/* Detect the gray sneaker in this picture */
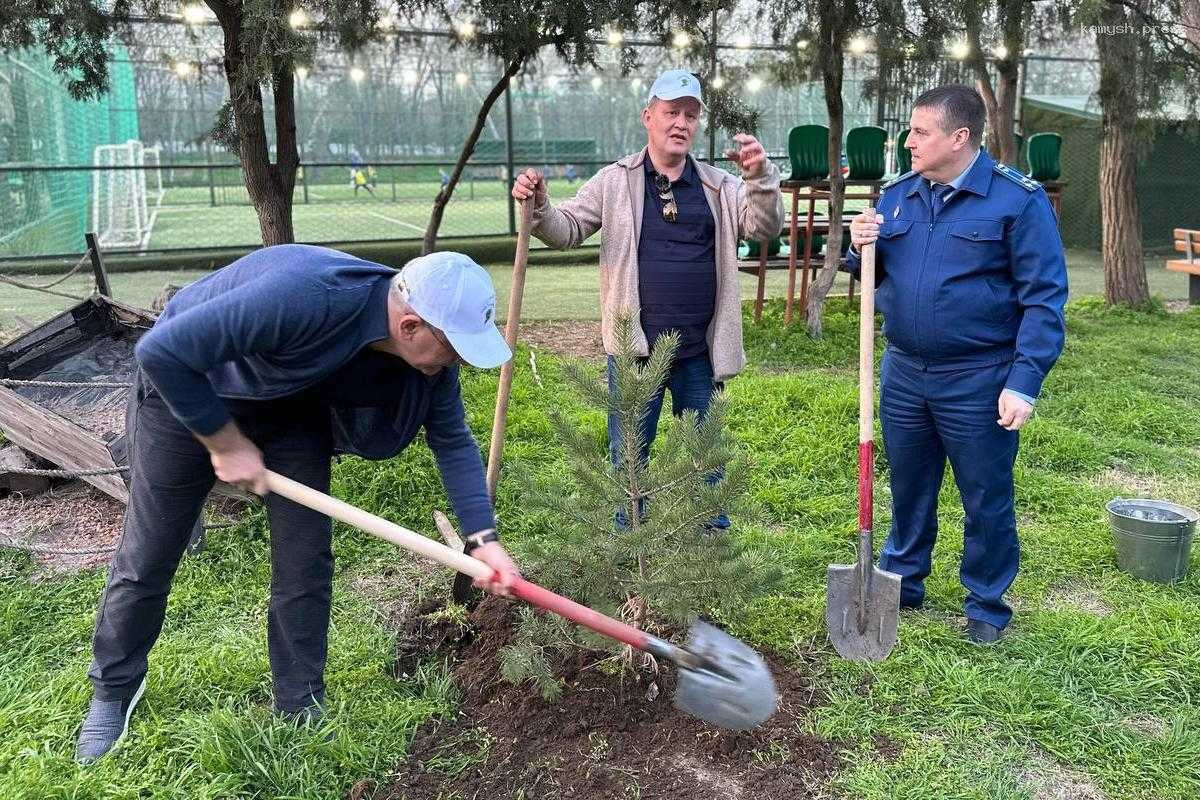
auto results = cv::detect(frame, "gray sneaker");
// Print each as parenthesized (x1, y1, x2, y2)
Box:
(75, 677, 146, 764)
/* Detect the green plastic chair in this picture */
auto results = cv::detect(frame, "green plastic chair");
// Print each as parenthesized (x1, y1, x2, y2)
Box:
(846, 126, 887, 180)
(745, 237, 785, 259)
(1027, 132, 1062, 182)
(894, 128, 912, 174)
(784, 125, 830, 183)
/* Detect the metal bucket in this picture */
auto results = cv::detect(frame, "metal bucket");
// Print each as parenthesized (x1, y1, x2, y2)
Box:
(1106, 498, 1198, 584)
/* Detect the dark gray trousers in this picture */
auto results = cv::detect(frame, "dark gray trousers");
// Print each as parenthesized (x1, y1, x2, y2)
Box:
(87, 373, 334, 712)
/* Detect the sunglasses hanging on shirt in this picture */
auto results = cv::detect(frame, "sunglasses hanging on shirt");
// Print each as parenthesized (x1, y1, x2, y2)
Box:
(653, 172, 679, 223)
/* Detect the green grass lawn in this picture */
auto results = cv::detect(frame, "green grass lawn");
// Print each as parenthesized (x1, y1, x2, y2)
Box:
(2, 295, 1198, 798)
(1, 247, 1191, 336)
(144, 178, 589, 251)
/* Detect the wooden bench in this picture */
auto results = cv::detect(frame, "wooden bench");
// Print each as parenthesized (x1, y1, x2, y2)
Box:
(1166, 228, 1200, 305)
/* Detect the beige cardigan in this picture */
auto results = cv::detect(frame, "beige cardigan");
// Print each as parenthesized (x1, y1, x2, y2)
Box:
(530, 147, 783, 381)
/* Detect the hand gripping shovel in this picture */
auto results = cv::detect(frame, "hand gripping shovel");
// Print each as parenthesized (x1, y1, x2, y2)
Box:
(825, 238, 902, 662)
(264, 470, 779, 730)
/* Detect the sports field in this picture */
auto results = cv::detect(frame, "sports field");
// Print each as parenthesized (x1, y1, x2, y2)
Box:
(143, 177, 589, 251)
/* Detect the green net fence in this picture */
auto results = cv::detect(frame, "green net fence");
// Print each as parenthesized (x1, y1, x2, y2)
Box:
(1021, 95, 1200, 252)
(8, 21, 1193, 263)
(0, 46, 140, 259)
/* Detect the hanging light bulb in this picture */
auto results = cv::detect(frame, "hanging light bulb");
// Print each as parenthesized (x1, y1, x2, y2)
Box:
(993, 44, 1009, 59)
(951, 41, 970, 60)
(455, 19, 476, 39)
(607, 29, 624, 46)
(181, 4, 206, 25)
(295, 65, 309, 80)
(672, 31, 691, 49)
(455, 72, 469, 87)
(849, 37, 869, 55)
(591, 76, 603, 89)
(746, 75, 764, 93)
(350, 66, 365, 83)
(735, 36, 751, 49)
(797, 39, 810, 51)
(711, 74, 725, 89)
(288, 8, 309, 29)
(173, 60, 195, 78)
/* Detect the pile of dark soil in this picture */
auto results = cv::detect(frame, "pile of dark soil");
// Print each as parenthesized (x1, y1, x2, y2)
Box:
(378, 597, 851, 800)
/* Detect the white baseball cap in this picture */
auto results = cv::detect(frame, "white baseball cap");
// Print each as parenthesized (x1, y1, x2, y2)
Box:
(646, 69, 706, 109)
(395, 252, 511, 369)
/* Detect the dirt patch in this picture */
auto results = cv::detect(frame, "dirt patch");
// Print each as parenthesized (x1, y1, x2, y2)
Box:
(1125, 713, 1169, 738)
(519, 320, 604, 361)
(1098, 467, 1167, 500)
(347, 549, 450, 636)
(1044, 582, 1112, 618)
(0, 482, 125, 573)
(378, 597, 845, 800)
(1018, 746, 1106, 800)
(0, 480, 246, 575)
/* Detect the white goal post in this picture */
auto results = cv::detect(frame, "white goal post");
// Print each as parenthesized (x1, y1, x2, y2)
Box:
(91, 140, 151, 249)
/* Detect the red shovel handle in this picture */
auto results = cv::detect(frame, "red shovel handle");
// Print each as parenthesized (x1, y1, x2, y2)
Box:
(511, 578, 649, 651)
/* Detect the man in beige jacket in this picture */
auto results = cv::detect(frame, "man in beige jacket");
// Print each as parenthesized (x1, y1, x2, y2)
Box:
(512, 69, 783, 528)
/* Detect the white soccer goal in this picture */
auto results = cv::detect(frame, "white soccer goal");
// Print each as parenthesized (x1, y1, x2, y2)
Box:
(92, 140, 150, 249)
(142, 145, 165, 204)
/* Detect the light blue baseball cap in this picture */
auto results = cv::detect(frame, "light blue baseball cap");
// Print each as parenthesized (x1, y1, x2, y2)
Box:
(646, 68, 706, 109)
(395, 252, 511, 369)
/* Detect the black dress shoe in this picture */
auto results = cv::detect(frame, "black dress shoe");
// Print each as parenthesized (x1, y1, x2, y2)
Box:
(965, 619, 1003, 645)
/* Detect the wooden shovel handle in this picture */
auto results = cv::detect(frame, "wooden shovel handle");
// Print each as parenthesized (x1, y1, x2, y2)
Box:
(263, 469, 652, 652)
(264, 470, 492, 581)
(858, 235, 876, 533)
(486, 198, 535, 498)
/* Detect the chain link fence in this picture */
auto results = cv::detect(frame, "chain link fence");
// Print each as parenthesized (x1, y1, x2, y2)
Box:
(13, 21, 1185, 265)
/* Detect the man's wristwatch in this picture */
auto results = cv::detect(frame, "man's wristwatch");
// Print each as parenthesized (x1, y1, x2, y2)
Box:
(463, 528, 499, 554)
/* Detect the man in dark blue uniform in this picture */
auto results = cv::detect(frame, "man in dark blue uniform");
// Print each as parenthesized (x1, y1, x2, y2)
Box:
(848, 85, 1067, 644)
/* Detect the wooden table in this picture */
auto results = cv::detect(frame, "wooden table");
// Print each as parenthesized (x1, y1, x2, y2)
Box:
(779, 178, 884, 324)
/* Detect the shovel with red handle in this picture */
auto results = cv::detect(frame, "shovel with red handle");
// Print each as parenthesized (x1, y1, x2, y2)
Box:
(264, 469, 779, 730)
(825, 237, 902, 662)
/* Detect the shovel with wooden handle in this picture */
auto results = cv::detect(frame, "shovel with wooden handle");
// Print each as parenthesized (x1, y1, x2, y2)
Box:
(825, 237, 902, 662)
(448, 198, 534, 604)
(486, 196, 534, 498)
(264, 469, 779, 730)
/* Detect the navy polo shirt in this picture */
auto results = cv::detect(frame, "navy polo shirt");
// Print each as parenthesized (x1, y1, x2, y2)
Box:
(638, 157, 716, 360)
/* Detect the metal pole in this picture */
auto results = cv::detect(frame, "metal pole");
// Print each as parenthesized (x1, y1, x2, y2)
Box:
(505, 69, 517, 237)
(708, 8, 717, 164)
(874, 53, 886, 129)
(84, 232, 112, 297)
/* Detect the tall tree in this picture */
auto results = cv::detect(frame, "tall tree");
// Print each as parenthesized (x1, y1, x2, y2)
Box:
(768, 0, 872, 337)
(2, 0, 382, 247)
(961, 0, 1031, 165)
(420, 0, 641, 254)
(1064, 0, 1200, 306)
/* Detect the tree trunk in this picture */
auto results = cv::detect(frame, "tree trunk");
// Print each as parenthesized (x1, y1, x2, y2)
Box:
(804, 22, 846, 338)
(1096, 0, 1149, 307)
(966, 2, 1023, 165)
(1183, 0, 1200, 52)
(422, 57, 525, 255)
(209, 0, 299, 246)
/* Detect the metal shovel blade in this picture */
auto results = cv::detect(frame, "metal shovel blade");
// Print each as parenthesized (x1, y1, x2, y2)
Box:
(825, 562, 902, 662)
(673, 621, 779, 730)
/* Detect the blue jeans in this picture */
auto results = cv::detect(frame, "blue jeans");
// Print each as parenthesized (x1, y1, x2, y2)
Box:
(607, 352, 730, 529)
(878, 350, 1020, 629)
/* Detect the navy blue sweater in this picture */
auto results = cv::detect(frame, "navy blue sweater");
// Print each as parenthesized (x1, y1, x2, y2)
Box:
(135, 244, 495, 533)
